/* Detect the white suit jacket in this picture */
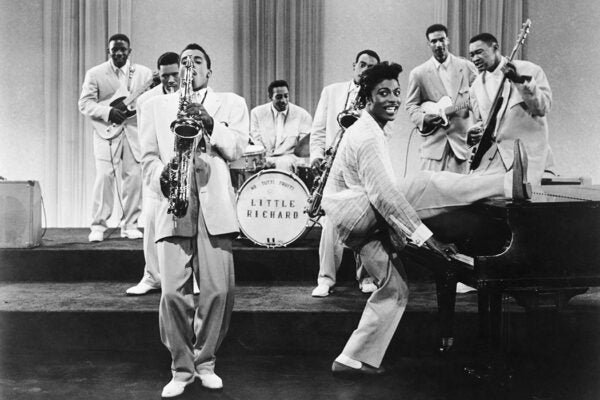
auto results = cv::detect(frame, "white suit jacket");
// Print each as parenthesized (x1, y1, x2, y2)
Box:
(405, 54, 477, 161)
(139, 87, 249, 240)
(470, 58, 552, 183)
(310, 81, 356, 163)
(250, 102, 312, 156)
(79, 60, 153, 161)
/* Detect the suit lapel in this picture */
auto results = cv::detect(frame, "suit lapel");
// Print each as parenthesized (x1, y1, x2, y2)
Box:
(203, 87, 221, 118)
(426, 60, 447, 99)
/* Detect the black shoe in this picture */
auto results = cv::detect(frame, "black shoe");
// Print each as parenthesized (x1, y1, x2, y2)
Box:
(331, 360, 386, 379)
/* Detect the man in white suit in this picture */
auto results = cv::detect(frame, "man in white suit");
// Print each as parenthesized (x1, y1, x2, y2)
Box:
(79, 33, 153, 242)
(405, 24, 477, 173)
(310, 50, 380, 297)
(324, 61, 530, 377)
(467, 32, 552, 185)
(139, 43, 248, 397)
(250, 80, 312, 172)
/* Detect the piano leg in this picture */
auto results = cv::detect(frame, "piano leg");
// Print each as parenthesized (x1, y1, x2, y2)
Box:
(435, 269, 457, 353)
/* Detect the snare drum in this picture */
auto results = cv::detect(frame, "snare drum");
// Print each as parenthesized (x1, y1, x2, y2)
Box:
(230, 144, 266, 190)
(236, 169, 309, 247)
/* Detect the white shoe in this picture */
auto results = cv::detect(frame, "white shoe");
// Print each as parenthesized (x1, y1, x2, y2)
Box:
(456, 283, 477, 293)
(359, 278, 377, 294)
(125, 282, 160, 296)
(121, 228, 143, 239)
(195, 372, 223, 390)
(161, 378, 192, 398)
(88, 231, 104, 242)
(311, 284, 331, 297)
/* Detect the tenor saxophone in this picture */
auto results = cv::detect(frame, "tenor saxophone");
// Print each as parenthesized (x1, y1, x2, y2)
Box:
(167, 58, 204, 218)
(304, 94, 361, 219)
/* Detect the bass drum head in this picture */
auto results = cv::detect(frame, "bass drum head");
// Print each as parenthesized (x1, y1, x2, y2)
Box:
(236, 169, 309, 247)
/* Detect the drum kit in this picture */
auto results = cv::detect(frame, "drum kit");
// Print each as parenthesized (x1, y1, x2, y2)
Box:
(230, 139, 317, 248)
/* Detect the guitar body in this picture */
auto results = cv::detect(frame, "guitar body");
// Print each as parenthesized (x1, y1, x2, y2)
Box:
(90, 75, 159, 141)
(419, 96, 468, 135)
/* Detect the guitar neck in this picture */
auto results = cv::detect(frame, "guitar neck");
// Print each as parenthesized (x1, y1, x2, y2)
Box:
(123, 79, 156, 106)
(445, 97, 470, 116)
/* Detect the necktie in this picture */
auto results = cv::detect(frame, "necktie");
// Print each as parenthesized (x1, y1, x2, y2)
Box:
(275, 112, 285, 149)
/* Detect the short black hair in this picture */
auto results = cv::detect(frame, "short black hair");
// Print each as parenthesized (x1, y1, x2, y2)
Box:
(108, 33, 130, 46)
(180, 43, 212, 69)
(156, 52, 179, 69)
(357, 61, 403, 107)
(469, 32, 499, 47)
(268, 80, 289, 97)
(425, 24, 448, 39)
(355, 49, 380, 64)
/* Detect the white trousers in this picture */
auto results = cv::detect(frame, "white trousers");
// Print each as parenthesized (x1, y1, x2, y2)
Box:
(157, 209, 235, 383)
(90, 134, 142, 231)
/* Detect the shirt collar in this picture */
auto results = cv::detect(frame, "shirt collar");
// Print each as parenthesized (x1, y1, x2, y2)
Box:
(109, 59, 130, 76)
(485, 56, 507, 79)
(432, 53, 452, 70)
(271, 104, 288, 117)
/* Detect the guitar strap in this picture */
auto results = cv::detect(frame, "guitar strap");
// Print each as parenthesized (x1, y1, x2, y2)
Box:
(127, 64, 135, 92)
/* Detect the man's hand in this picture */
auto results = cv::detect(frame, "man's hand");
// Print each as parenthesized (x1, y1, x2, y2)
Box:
(425, 236, 458, 261)
(423, 113, 443, 129)
(311, 157, 324, 174)
(159, 161, 174, 199)
(467, 125, 483, 146)
(108, 107, 127, 124)
(186, 102, 214, 134)
(503, 62, 530, 84)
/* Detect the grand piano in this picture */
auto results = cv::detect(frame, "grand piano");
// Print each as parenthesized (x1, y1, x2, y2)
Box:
(403, 184, 600, 351)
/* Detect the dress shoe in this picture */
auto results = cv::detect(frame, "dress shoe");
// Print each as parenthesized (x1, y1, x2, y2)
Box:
(88, 231, 104, 242)
(311, 284, 331, 297)
(161, 378, 193, 398)
(359, 278, 377, 294)
(195, 371, 223, 390)
(437, 337, 455, 354)
(125, 282, 160, 296)
(331, 360, 386, 378)
(512, 139, 532, 202)
(456, 283, 476, 293)
(121, 228, 143, 239)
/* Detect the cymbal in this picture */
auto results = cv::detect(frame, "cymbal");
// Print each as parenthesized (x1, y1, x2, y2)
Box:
(294, 134, 310, 157)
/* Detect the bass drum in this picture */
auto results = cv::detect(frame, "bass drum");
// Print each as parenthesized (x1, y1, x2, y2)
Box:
(236, 169, 309, 247)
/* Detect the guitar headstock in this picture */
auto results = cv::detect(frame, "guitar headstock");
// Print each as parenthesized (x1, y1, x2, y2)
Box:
(517, 19, 532, 45)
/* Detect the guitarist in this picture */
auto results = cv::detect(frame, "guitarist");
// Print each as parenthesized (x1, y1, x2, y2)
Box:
(79, 33, 153, 242)
(467, 32, 552, 185)
(406, 24, 478, 174)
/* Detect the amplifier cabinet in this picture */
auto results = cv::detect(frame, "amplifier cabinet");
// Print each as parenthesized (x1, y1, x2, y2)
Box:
(0, 181, 42, 248)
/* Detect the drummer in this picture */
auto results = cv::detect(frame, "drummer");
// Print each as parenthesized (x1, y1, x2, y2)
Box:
(250, 80, 312, 172)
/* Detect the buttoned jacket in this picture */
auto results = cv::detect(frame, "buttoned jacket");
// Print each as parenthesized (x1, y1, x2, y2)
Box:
(139, 87, 249, 240)
(405, 54, 477, 161)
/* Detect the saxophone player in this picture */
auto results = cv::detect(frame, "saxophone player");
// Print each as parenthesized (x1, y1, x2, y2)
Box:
(309, 49, 380, 297)
(139, 43, 249, 397)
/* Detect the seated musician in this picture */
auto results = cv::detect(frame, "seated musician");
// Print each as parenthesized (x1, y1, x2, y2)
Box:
(467, 32, 552, 184)
(250, 80, 312, 172)
(322, 61, 531, 377)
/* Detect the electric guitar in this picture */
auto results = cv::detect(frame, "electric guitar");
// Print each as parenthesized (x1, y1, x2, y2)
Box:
(419, 96, 470, 135)
(469, 19, 532, 171)
(91, 73, 160, 141)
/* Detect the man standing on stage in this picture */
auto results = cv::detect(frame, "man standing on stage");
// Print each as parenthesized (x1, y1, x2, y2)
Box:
(406, 24, 477, 173)
(139, 43, 249, 397)
(79, 33, 153, 242)
(309, 49, 380, 297)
